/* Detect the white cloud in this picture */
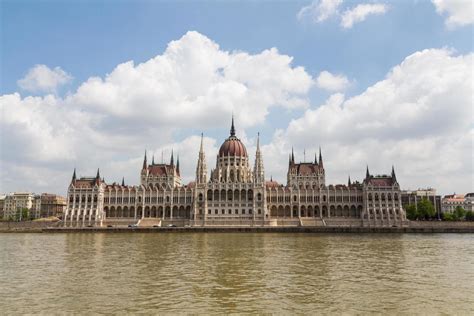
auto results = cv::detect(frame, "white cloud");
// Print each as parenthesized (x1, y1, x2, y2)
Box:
(17, 64, 72, 93)
(0, 31, 313, 194)
(270, 49, 473, 194)
(340, 3, 389, 29)
(297, 0, 343, 23)
(432, 0, 473, 29)
(315, 71, 350, 91)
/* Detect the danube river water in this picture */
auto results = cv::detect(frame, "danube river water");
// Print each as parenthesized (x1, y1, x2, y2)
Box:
(1, 233, 473, 314)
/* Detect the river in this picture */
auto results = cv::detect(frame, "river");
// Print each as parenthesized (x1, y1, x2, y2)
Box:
(1, 233, 473, 314)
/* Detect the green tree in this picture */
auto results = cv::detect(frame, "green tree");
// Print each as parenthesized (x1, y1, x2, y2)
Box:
(442, 212, 454, 221)
(465, 211, 474, 221)
(453, 206, 466, 220)
(417, 198, 435, 219)
(405, 204, 418, 220)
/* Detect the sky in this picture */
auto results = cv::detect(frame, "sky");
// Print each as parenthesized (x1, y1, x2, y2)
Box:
(0, 0, 473, 196)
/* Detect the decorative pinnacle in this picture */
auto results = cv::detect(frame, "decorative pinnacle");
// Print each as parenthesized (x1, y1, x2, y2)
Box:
(230, 114, 236, 136)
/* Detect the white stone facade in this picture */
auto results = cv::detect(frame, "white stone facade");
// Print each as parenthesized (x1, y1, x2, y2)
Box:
(64, 119, 406, 227)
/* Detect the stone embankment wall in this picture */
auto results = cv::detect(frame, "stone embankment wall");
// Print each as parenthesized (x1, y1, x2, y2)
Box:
(0, 221, 61, 232)
(1, 220, 474, 233)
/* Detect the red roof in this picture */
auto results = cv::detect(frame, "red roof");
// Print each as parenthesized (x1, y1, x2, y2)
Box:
(148, 164, 174, 176)
(365, 177, 395, 186)
(290, 163, 322, 175)
(219, 136, 247, 157)
(265, 180, 280, 188)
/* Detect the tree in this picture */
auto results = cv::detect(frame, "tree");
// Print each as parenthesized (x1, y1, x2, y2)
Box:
(442, 212, 454, 221)
(453, 206, 466, 220)
(15, 208, 30, 221)
(465, 211, 474, 221)
(417, 198, 436, 219)
(405, 204, 418, 220)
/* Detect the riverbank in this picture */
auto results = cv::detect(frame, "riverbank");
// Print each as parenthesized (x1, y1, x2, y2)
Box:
(1, 221, 473, 233)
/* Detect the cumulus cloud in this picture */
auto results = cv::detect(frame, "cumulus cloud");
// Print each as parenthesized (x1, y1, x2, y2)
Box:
(0, 31, 313, 194)
(17, 64, 72, 93)
(315, 71, 350, 91)
(297, 0, 343, 23)
(271, 49, 472, 193)
(340, 3, 388, 29)
(432, 0, 473, 29)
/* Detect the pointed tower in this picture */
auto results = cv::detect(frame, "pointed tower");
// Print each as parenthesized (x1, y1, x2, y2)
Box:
(196, 133, 208, 184)
(314, 153, 318, 165)
(170, 149, 174, 166)
(291, 147, 295, 164)
(254, 133, 265, 185)
(176, 154, 180, 175)
(96, 168, 100, 179)
(152, 154, 155, 165)
(230, 114, 236, 136)
(142, 150, 147, 170)
(318, 147, 324, 168)
(72, 168, 76, 182)
(366, 165, 370, 179)
(391, 165, 397, 182)
(348, 175, 351, 186)
(121, 177, 125, 186)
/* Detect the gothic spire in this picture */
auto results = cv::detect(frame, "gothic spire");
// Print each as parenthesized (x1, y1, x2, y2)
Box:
(319, 147, 323, 168)
(256, 132, 260, 151)
(170, 149, 174, 166)
(72, 168, 76, 181)
(142, 150, 147, 170)
(152, 154, 155, 165)
(230, 114, 236, 136)
(392, 165, 397, 182)
(366, 165, 370, 179)
(254, 132, 265, 184)
(200, 133, 204, 153)
(121, 177, 125, 186)
(348, 175, 351, 186)
(96, 168, 100, 180)
(291, 147, 295, 164)
(315, 153, 318, 165)
(177, 154, 180, 174)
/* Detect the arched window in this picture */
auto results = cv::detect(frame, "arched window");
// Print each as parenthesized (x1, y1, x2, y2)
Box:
(257, 193, 262, 201)
(199, 193, 203, 201)
(93, 195, 97, 202)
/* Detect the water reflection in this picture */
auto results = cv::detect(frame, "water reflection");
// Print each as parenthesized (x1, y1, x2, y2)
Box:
(0, 233, 473, 314)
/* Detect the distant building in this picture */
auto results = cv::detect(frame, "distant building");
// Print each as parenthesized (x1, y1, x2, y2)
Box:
(401, 188, 442, 218)
(40, 193, 67, 218)
(441, 194, 465, 213)
(463, 193, 474, 212)
(31, 195, 42, 219)
(0, 195, 5, 219)
(64, 117, 407, 227)
(1, 192, 66, 220)
(3, 192, 34, 219)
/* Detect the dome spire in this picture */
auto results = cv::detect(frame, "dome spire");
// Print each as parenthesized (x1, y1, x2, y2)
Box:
(230, 114, 236, 136)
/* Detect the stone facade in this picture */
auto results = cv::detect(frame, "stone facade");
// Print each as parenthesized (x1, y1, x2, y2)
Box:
(64, 119, 407, 227)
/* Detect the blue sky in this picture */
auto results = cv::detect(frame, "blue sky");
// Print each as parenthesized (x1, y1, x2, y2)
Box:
(1, 0, 473, 195)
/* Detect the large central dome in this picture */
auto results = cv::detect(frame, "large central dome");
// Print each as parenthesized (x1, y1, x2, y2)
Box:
(218, 117, 248, 158)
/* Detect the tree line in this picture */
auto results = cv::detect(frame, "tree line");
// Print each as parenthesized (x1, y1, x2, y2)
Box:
(404, 198, 474, 221)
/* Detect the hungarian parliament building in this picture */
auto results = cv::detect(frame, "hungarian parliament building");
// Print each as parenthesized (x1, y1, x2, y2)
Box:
(64, 118, 407, 227)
